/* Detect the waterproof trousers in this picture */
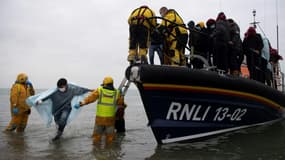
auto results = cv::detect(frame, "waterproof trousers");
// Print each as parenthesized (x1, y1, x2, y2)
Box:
(54, 107, 71, 132)
(128, 25, 149, 64)
(5, 110, 30, 132)
(93, 125, 115, 145)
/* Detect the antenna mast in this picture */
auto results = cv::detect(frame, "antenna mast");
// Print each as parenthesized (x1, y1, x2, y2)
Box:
(276, 0, 279, 54)
(251, 9, 259, 29)
(252, 9, 257, 28)
(250, 9, 266, 37)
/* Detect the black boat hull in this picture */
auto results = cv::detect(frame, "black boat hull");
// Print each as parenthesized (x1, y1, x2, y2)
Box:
(126, 65, 285, 144)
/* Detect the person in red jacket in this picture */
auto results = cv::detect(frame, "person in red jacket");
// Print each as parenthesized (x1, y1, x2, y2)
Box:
(242, 26, 264, 82)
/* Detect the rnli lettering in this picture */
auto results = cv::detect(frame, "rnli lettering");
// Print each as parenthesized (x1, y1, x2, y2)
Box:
(166, 102, 247, 122)
(166, 102, 210, 121)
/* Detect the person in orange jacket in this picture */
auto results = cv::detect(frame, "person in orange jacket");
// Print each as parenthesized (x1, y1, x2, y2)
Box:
(4, 73, 35, 132)
(76, 76, 125, 145)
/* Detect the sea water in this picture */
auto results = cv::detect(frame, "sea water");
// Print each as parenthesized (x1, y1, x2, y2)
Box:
(1, 88, 285, 160)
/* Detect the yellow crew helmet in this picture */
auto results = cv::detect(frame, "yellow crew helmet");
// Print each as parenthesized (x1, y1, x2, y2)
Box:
(197, 21, 205, 28)
(16, 73, 28, 84)
(103, 76, 113, 86)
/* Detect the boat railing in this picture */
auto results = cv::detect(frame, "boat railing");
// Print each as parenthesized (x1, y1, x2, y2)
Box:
(185, 53, 211, 69)
(185, 53, 285, 92)
(185, 54, 229, 76)
(272, 62, 284, 92)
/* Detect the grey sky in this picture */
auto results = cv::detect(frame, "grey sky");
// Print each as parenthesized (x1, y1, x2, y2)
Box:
(0, 0, 284, 89)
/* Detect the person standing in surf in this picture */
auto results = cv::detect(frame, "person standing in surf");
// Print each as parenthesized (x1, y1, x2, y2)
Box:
(36, 78, 90, 141)
(76, 76, 125, 145)
(4, 73, 35, 133)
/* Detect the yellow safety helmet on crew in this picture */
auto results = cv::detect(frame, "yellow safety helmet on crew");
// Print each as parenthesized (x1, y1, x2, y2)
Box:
(197, 21, 205, 28)
(16, 73, 28, 84)
(103, 76, 113, 86)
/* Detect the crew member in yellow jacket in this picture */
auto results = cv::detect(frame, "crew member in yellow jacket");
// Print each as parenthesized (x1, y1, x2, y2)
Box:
(77, 76, 125, 145)
(159, 7, 188, 66)
(4, 73, 35, 132)
(128, 5, 157, 64)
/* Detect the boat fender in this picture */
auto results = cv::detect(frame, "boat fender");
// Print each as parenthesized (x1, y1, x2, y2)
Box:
(130, 66, 140, 82)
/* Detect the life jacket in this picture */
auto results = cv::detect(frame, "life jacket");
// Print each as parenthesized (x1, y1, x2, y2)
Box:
(96, 86, 119, 117)
(128, 6, 155, 29)
(161, 9, 187, 35)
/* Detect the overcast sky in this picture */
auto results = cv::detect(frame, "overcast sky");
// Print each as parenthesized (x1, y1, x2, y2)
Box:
(0, 0, 284, 89)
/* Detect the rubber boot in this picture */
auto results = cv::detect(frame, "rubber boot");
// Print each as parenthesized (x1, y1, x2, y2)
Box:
(128, 50, 137, 64)
(138, 49, 148, 64)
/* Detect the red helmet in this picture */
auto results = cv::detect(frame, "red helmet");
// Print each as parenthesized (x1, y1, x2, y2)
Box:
(216, 12, 226, 21)
(247, 26, 256, 36)
(206, 18, 215, 27)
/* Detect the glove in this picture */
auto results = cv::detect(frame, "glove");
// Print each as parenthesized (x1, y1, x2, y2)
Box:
(13, 107, 19, 115)
(74, 103, 81, 109)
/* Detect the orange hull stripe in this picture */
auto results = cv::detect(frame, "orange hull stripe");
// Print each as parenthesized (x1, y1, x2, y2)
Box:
(143, 83, 284, 111)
